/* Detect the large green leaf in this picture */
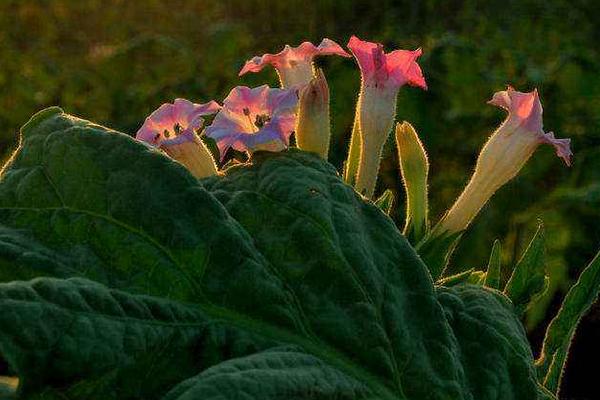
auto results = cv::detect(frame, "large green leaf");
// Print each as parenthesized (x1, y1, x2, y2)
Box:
(0, 107, 297, 320)
(536, 251, 600, 394)
(0, 278, 279, 399)
(437, 285, 554, 400)
(0, 108, 551, 399)
(200, 150, 467, 399)
(0, 224, 72, 283)
(162, 347, 369, 400)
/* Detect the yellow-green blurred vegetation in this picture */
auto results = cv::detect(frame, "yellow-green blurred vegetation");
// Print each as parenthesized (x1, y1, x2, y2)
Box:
(0, 1, 599, 394)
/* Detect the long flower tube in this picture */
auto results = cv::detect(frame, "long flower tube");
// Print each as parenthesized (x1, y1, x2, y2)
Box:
(435, 86, 572, 235)
(346, 36, 427, 198)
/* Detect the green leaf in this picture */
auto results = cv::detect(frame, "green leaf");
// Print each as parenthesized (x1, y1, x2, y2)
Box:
(484, 240, 502, 289)
(201, 150, 471, 399)
(536, 251, 600, 394)
(436, 269, 487, 287)
(162, 347, 369, 400)
(525, 262, 569, 332)
(0, 277, 277, 399)
(416, 230, 463, 280)
(436, 268, 474, 287)
(0, 109, 552, 399)
(0, 224, 71, 283)
(395, 121, 429, 243)
(0, 107, 288, 311)
(467, 271, 486, 285)
(504, 223, 548, 315)
(374, 189, 394, 215)
(437, 285, 554, 400)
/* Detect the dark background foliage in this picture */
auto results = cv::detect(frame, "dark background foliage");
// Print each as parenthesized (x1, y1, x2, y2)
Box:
(0, 0, 598, 398)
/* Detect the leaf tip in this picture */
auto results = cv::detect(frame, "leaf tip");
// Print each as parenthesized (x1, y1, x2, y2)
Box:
(20, 106, 65, 137)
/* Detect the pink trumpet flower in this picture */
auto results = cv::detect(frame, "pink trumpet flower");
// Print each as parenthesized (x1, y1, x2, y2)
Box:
(136, 99, 221, 178)
(436, 87, 572, 235)
(346, 35, 427, 198)
(239, 38, 350, 88)
(136, 99, 220, 147)
(205, 85, 298, 160)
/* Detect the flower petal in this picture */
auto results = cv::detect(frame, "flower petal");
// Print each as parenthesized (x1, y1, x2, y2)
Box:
(348, 36, 427, 90)
(222, 85, 270, 114)
(206, 85, 298, 159)
(136, 99, 220, 146)
(488, 86, 542, 133)
(488, 86, 572, 165)
(266, 87, 299, 115)
(237, 125, 287, 152)
(386, 48, 427, 89)
(347, 35, 379, 82)
(205, 109, 248, 145)
(160, 128, 198, 147)
(310, 38, 351, 58)
(541, 132, 572, 166)
(239, 38, 349, 76)
(269, 113, 297, 145)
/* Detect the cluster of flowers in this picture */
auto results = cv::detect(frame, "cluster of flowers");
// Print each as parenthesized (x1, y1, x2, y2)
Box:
(135, 36, 572, 237)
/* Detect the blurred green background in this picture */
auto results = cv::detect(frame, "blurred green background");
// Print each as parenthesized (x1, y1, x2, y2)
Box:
(0, 0, 599, 397)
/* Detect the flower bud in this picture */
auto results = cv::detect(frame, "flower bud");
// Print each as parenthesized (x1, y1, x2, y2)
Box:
(396, 121, 429, 242)
(295, 69, 331, 158)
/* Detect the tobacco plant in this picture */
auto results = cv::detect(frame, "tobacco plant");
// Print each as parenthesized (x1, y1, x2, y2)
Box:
(0, 36, 598, 400)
